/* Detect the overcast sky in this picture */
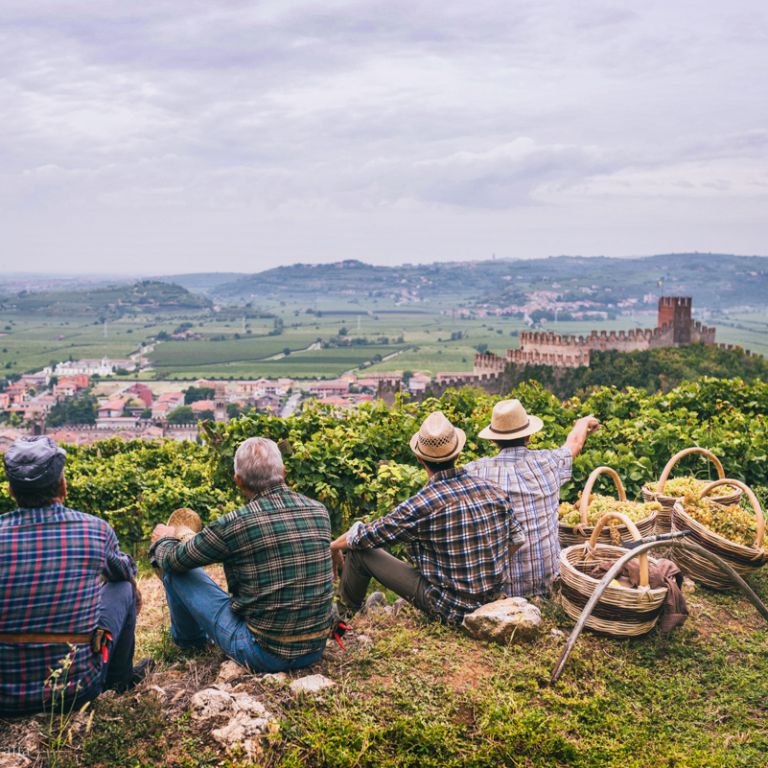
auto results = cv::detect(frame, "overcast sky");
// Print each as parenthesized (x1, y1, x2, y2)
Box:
(0, 0, 766, 274)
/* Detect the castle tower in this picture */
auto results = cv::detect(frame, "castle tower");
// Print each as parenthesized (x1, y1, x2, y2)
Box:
(657, 296, 693, 345)
(214, 383, 228, 422)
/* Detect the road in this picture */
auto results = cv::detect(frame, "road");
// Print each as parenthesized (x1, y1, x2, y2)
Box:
(280, 392, 302, 418)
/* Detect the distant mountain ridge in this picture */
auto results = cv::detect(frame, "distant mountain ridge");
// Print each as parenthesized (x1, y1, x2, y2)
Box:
(0, 280, 212, 316)
(202, 253, 768, 309)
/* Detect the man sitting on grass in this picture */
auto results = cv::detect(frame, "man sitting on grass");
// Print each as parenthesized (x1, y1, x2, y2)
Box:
(464, 398, 600, 598)
(149, 437, 334, 672)
(330, 411, 525, 625)
(0, 437, 145, 717)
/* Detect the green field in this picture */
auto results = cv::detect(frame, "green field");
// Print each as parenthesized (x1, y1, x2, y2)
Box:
(0, 303, 765, 381)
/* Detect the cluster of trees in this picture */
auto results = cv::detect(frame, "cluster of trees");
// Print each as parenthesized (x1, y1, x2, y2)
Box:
(503, 344, 768, 398)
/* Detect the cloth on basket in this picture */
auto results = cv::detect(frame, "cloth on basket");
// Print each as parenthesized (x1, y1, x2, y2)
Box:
(588, 558, 688, 632)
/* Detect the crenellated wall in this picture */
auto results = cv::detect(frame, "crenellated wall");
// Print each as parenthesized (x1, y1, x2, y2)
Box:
(472, 296, 716, 372)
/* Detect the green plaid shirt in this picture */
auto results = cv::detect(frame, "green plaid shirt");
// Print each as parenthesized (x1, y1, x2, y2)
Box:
(151, 483, 333, 659)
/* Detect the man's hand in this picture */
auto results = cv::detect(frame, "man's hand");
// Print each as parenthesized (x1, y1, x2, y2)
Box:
(564, 414, 601, 457)
(131, 578, 143, 616)
(150, 524, 176, 546)
(578, 415, 601, 434)
(330, 532, 348, 580)
(331, 548, 344, 578)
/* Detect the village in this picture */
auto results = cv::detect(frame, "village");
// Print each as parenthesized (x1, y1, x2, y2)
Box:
(0, 359, 441, 449)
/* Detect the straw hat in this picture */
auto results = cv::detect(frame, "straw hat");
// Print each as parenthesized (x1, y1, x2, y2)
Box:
(477, 399, 544, 441)
(167, 507, 203, 543)
(409, 411, 466, 462)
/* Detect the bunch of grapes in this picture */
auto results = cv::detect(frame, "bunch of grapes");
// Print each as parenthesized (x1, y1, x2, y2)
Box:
(682, 498, 758, 547)
(559, 494, 662, 527)
(645, 477, 738, 498)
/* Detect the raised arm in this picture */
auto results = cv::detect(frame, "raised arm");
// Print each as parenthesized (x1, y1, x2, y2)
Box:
(563, 415, 601, 457)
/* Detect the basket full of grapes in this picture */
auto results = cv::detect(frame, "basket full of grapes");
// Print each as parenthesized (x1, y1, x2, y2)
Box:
(642, 447, 741, 534)
(671, 479, 767, 590)
(559, 466, 660, 547)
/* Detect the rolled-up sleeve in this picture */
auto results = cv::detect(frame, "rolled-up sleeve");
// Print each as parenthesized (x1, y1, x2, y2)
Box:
(150, 525, 230, 573)
(550, 446, 573, 486)
(103, 526, 137, 581)
(347, 496, 424, 549)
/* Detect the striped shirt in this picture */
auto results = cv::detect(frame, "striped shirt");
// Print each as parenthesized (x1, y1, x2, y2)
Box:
(150, 483, 333, 659)
(0, 504, 137, 714)
(464, 446, 573, 597)
(347, 466, 525, 624)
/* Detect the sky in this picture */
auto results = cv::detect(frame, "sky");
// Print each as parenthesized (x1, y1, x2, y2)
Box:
(0, 0, 766, 274)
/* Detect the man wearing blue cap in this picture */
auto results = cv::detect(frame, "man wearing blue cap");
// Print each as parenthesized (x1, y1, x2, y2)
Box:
(0, 436, 146, 716)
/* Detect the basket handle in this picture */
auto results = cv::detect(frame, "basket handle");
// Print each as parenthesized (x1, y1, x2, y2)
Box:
(657, 447, 725, 495)
(579, 466, 627, 524)
(700, 478, 765, 549)
(588, 512, 648, 587)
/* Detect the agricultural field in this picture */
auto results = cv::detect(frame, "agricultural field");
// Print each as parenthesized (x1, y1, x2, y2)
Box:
(1, 301, 766, 381)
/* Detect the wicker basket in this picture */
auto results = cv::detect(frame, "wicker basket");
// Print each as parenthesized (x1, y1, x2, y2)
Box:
(559, 512, 668, 636)
(671, 479, 767, 590)
(559, 466, 658, 547)
(642, 447, 742, 534)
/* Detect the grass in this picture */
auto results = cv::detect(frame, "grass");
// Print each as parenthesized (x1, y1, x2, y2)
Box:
(5, 567, 767, 767)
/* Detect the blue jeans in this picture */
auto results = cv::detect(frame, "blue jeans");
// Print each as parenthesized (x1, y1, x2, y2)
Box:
(162, 568, 325, 673)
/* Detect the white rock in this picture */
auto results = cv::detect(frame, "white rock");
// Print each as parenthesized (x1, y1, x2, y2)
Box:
(462, 597, 542, 644)
(0, 752, 32, 768)
(216, 660, 248, 683)
(189, 687, 234, 720)
(289, 674, 335, 696)
(261, 672, 289, 686)
(364, 591, 388, 613)
(353, 633, 373, 646)
(682, 577, 696, 594)
(231, 692, 269, 717)
(211, 710, 278, 759)
(550, 628, 565, 638)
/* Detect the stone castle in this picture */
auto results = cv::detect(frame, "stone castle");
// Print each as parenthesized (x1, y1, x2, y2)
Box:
(474, 296, 716, 372)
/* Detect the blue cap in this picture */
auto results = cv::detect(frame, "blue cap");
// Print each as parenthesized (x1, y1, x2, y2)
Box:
(4, 436, 66, 487)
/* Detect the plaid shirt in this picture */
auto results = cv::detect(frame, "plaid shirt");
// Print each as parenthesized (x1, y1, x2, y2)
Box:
(464, 446, 572, 597)
(347, 466, 524, 624)
(0, 503, 136, 714)
(150, 483, 333, 659)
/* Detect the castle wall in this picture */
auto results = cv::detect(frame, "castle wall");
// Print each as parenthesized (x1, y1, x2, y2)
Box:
(472, 296, 717, 375)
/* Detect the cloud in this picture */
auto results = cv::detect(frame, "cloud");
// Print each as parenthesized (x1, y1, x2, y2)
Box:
(0, 0, 766, 272)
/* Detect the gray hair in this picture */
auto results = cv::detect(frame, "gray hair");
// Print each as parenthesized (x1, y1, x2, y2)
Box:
(233, 437, 284, 493)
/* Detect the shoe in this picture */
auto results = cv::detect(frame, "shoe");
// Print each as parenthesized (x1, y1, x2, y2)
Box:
(108, 658, 155, 694)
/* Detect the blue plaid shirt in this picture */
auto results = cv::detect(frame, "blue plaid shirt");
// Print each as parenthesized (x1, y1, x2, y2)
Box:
(464, 446, 572, 597)
(0, 503, 136, 714)
(347, 466, 524, 624)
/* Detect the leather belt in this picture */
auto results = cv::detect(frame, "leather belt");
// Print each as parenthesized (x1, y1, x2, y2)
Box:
(0, 632, 92, 645)
(247, 624, 330, 643)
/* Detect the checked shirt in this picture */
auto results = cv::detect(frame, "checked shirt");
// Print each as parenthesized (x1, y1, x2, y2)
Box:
(464, 446, 573, 598)
(347, 466, 525, 624)
(0, 504, 136, 714)
(150, 483, 334, 659)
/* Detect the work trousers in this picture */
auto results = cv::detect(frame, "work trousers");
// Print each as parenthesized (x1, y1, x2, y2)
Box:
(339, 548, 435, 617)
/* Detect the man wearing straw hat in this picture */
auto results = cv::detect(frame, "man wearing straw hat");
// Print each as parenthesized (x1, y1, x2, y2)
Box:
(149, 437, 333, 672)
(330, 411, 525, 625)
(464, 399, 600, 598)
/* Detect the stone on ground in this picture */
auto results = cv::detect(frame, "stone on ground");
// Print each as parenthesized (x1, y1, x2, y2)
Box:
(0, 752, 31, 768)
(462, 597, 542, 643)
(216, 660, 248, 683)
(289, 674, 335, 696)
(189, 687, 277, 759)
(364, 591, 388, 613)
(190, 687, 234, 719)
